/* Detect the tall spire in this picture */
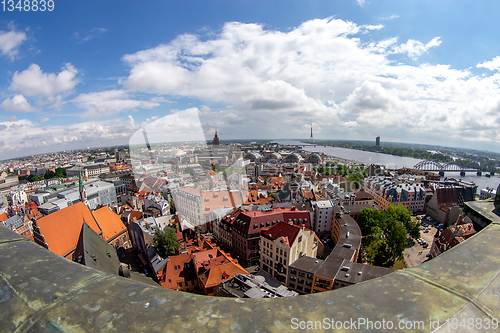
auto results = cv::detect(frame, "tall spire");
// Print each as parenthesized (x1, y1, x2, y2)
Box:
(79, 167, 88, 206)
(310, 123, 314, 143)
(212, 129, 220, 149)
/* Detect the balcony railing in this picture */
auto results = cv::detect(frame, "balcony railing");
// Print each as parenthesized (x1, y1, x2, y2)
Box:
(2, 216, 500, 332)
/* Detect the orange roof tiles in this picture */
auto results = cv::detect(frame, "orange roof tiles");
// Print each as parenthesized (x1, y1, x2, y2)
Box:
(244, 190, 273, 205)
(35, 202, 101, 257)
(160, 253, 196, 290)
(177, 186, 202, 197)
(0, 213, 8, 222)
(129, 210, 143, 222)
(202, 190, 244, 213)
(198, 260, 249, 290)
(92, 206, 127, 241)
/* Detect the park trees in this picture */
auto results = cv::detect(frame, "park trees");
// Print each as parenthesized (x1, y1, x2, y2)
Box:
(358, 204, 414, 268)
(153, 226, 180, 259)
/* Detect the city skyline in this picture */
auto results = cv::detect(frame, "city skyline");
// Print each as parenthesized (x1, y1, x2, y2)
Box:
(1, 1, 500, 160)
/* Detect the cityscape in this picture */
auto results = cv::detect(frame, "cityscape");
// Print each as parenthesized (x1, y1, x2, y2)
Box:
(2, 1, 500, 332)
(0, 130, 496, 293)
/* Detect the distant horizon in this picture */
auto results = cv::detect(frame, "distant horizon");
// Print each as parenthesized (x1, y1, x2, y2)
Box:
(3, 137, 499, 164)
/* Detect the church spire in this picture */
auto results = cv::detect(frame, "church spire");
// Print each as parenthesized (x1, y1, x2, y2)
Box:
(79, 167, 88, 206)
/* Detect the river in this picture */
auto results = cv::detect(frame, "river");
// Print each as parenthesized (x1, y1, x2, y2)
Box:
(275, 140, 500, 190)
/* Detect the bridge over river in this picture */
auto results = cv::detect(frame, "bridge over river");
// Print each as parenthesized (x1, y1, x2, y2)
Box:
(413, 160, 479, 172)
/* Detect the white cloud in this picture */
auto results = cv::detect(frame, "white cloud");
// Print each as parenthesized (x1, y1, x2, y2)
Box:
(364, 24, 384, 31)
(74, 27, 107, 43)
(380, 15, 399, 20)
(391, 37, 442, 59)
(9, 63, 79, 103)
(356, 0, 367, 7)
(72, 90, 160, 117)
(1, 94, 37, 113)
(477, 56, 500, 71)
(0, 27, 27, 60)
(0, 117, 139, 160)
(116, 17, 500, 145)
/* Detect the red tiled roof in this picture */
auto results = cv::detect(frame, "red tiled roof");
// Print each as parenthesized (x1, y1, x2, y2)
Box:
(92, 206, 127, 241)
(202, 190, 244, 213)
(0, 213, 8, 222)
(160, 253, 196, 290)
(177, 186, 202, 197)
(129, 211, 143, 222)
(261, 221, 302, 248)
(35, 202, 101, 257)
(244, 190, 273, 205)
(198, 261, 249, 290)
(223, 207, 310, 236)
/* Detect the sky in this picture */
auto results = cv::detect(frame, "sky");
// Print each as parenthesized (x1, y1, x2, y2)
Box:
(1, 0, 500, 160)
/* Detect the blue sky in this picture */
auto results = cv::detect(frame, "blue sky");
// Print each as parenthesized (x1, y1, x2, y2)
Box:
(1, 0, 500, 160)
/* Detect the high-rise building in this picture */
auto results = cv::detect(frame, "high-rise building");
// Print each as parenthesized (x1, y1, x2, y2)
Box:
(375, 136, 380, 147)
(310, 124, 314, 143)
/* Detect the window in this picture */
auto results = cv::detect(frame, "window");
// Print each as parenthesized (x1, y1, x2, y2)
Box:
(298, 236, 302, 242)
(289, 283, 295, 289)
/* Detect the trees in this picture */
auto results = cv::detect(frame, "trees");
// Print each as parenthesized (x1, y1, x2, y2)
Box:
(358, 204, 412, 268)
(44, 167, 67, 179)
(153, 226, 180, 259)
(386, 204, 420, 240)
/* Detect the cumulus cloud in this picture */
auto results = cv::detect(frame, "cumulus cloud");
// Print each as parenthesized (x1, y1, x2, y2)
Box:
(0, 26, 27, 60)
(391, 37, 442, 59)
(477, 56, 500, 71)
(117, 17, 500, 145)
(72, 90, 160, 117)
(0, 117, 139, 160)
(1, 94, 37, 113)
(5, 17, 500, 158)
(9, 63, 79, 105)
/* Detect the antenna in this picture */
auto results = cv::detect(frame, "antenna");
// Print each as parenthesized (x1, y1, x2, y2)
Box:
(310, 122, 314, 144)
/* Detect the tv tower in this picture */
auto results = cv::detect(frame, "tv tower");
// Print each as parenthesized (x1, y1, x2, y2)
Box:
(310, 123, 314, 143)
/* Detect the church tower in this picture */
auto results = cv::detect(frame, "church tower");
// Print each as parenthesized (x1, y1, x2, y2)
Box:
(79, 167, 88, 207)
(212, 130, 220, 149)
